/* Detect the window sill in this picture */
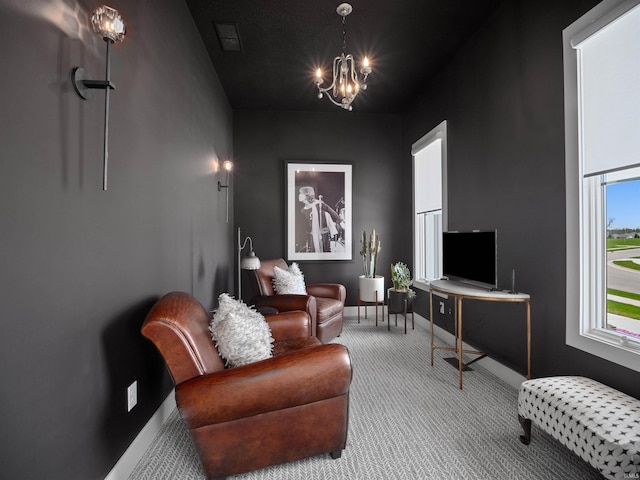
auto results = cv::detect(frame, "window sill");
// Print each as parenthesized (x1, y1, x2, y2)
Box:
(413, 280, 431, 292)
(585, 327, 640, 354)
(567, 325, 640, 373)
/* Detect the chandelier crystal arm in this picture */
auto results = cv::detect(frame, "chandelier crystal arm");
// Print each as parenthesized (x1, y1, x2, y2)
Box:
(333, 55, 343, 98)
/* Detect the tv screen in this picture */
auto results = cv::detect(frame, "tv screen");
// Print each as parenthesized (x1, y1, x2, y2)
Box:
(442, 230, 497, 288)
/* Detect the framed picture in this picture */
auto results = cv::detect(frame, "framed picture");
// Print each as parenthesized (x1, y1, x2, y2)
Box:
(286, 161, 352, 261)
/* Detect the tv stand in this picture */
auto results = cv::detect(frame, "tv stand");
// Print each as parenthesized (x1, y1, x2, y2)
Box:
(429, 279, 531, 389)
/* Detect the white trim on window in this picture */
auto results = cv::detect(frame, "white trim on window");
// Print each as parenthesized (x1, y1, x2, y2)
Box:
(564, 0, 640, 372)
(412, 121, 447, 291)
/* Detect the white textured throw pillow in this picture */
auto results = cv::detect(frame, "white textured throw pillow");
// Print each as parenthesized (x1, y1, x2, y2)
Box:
(209, 293, 274, 367)
(272, 262, 307, 294)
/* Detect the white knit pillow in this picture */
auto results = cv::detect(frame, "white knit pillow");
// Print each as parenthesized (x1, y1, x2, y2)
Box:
(272, 262, 307, 294)
(209, 293, 274, 367)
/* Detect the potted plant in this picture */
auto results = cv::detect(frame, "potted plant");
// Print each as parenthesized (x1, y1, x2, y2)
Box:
(358, 229, 384, 303)
(388, 262, 416, 331)
(390, 262, 416, 298)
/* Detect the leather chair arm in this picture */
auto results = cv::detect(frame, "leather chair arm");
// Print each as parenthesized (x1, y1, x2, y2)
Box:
(252, 295, 317, 337)
(176, 343, 352, 429)
(306, 283, 347, 302)
(265, 310, 311, 341)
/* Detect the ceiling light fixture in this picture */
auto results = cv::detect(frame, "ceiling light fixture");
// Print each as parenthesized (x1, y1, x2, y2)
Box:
(72, 5, 126, 191)
(314, 3, 371, 111)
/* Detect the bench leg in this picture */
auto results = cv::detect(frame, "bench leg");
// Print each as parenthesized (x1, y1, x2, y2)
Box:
(330, 450, 342, 459)
(518, 415, 531, 445)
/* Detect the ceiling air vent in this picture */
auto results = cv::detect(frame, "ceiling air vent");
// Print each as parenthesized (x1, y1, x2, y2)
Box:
(214, 22, 242, 52)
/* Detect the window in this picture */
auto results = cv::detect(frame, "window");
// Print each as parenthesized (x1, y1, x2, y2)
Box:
(412, 121, 447, 290)
(564, 0, 640, 371)
(606, 176, 640, 339)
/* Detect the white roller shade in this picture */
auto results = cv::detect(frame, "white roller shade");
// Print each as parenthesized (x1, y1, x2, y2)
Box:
(576, 4, 640, 176)
(415, 139, 442, 213)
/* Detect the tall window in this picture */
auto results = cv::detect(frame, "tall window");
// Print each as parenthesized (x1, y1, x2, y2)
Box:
(564, 0, 640, 372)
(413, 121, 447, 289)
(604, 173, 640, 339)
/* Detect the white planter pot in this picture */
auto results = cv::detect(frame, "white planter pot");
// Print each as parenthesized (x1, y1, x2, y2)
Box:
(359, 275, 385, 303)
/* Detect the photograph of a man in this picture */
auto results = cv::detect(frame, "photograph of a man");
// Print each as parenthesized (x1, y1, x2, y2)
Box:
(297, 185, 345, 253)
(287, 162, 352, 261)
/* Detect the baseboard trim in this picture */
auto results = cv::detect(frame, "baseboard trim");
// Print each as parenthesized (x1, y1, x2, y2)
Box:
(104, 390, 176, 480)
(344, 306, 525, 389)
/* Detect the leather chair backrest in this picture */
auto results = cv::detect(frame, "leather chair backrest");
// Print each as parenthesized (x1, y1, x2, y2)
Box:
(142, 291, 225, 385)
(249, 258, 289, 297)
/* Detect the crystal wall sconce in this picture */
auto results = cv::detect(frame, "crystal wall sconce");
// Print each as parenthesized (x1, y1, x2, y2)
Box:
(72, 5, 126, 191)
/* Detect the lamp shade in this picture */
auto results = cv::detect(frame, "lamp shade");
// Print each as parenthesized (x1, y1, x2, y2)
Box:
(241, 252, 261, 270)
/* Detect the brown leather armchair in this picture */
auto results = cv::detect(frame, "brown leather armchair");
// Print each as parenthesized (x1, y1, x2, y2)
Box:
(141, 291, 352, 479)
(248, 258, 347, 343)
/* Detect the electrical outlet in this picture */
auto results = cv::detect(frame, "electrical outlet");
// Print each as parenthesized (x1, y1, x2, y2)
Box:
(127, 381, 137, 412)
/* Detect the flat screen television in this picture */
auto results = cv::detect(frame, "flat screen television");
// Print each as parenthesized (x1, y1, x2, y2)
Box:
(442, 230, 497, 289)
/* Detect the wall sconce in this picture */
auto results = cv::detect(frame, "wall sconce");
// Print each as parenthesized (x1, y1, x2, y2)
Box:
(218, 160, 233, 222)
(71, 5, 126, 191)
(217, 160, 233, 191)
(237, 227, 261, 300)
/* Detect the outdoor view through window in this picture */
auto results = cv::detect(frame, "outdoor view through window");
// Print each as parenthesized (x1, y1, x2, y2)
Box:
(606, 178, 640, 339)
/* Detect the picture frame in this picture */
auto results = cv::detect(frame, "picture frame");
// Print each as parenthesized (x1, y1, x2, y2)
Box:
(285, 161, 352, 261)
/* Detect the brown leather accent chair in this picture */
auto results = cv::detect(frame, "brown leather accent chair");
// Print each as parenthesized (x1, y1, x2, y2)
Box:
(248, 258, 347, 343)
(141, 291, 352, 479)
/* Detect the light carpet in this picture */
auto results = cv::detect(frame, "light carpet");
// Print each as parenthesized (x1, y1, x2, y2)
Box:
(129, 313, 602, 479)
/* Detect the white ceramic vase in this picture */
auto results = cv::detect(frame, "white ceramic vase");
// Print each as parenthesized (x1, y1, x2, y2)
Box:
(358, 275, 385, 303)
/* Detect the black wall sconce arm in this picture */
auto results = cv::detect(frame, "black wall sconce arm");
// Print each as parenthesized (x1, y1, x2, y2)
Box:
(71, 6, 125, 191)
(71, 67, 115, 100)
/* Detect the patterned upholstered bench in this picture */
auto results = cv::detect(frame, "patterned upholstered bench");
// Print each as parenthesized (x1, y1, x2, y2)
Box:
(518, 376, 640, 480)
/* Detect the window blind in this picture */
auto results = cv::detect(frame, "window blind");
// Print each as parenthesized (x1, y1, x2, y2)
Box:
(575, 4, 640, 176)
(415, 139, 442, 213)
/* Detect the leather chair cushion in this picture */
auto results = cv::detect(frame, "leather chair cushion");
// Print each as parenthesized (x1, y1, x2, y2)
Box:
(316, 297, 344, 322)
(273, 336, 322, 357)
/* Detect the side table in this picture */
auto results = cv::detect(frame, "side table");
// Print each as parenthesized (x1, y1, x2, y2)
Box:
(387, 288, 414, 333)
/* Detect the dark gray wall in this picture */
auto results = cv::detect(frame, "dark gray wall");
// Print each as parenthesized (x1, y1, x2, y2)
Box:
(404, 0, 640, 398)
(0, 0, 233, 478)
(233, 110, 405, 305)
(234, 0, 640, 400)
(3, 0, 638, 478)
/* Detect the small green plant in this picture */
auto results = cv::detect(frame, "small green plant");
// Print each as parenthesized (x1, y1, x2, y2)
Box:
(391, 262, 415, 298)
(360, 229, 381, 278)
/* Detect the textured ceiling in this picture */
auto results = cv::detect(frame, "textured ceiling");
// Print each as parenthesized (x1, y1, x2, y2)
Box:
(185, 0, 504, 114)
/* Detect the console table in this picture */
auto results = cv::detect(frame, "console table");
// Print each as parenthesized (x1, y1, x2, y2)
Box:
(429, 279, 531, 389)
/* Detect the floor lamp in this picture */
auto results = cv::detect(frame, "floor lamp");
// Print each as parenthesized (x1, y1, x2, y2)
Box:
(237, 227, 261, 300)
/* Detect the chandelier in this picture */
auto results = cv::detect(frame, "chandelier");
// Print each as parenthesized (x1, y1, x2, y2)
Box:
(314, 3, 372, 111)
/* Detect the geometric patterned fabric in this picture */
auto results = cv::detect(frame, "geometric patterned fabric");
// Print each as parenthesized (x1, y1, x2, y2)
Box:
(518, 376, 640, 479)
